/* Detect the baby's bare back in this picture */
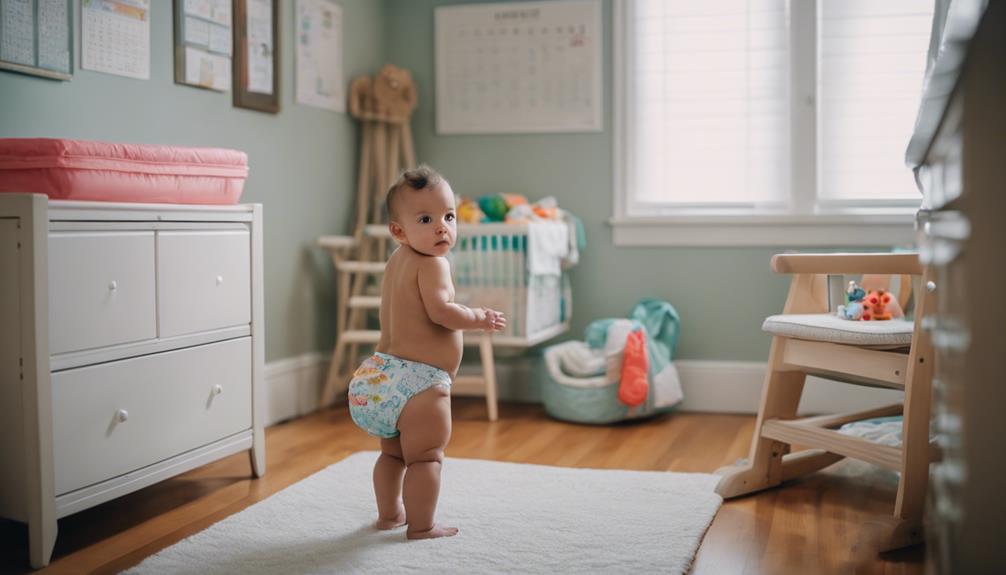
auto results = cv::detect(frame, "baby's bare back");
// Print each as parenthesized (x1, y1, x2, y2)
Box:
(382, 247, 463, 376)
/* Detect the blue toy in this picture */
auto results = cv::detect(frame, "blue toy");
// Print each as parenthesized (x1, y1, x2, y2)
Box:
(836, 280, 866, 320)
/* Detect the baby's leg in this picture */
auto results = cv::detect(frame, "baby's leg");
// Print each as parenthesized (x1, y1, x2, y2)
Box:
(374, 436, 407, 529)
(398, 387, 458, 539)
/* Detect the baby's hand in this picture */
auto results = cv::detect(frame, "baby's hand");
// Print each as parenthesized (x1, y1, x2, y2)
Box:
(478, 308, 507, 332)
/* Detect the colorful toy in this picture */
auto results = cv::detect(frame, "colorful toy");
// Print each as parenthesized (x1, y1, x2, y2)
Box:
(836, 280, 866, 320)
(478, 194, 509, 222)
(457, 197, 484, 224)
(862, 289, 899, 321)
(500, 193, 528, 209)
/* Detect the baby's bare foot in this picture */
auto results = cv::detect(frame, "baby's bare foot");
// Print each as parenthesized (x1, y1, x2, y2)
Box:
(375, 509, 406, 530)
(406, 524, 459, 540)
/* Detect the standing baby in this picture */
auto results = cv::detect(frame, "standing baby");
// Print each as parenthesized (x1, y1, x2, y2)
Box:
(347, 165, 506, 539)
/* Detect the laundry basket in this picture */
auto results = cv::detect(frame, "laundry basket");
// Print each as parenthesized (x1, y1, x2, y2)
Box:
(542, 299, 683, 424)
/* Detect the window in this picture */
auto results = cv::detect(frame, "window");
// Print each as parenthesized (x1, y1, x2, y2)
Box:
(613, 0, 935, 246)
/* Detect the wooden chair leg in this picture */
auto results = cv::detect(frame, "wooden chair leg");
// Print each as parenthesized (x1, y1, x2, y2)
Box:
(716, 337, 808, 498)
(479, 333, 498, 421)
(864, 267, 935, 552)
(320, 339, 347, 407)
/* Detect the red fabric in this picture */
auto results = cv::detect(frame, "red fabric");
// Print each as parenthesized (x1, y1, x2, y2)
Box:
(618, 329, 649, 407)
(0, 138, 248, 205)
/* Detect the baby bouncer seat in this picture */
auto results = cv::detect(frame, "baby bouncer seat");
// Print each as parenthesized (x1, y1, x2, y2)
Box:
(543, 299, 684, 424)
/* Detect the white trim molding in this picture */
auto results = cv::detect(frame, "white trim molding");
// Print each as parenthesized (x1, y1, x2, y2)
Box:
(610, 213, 916, 247)
(265, 354, 904, 423)
(675, 360, 904, 415)
(265, 353, 327, 426)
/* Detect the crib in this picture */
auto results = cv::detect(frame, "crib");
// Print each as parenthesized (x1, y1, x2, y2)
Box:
(450, 222, 572, 347)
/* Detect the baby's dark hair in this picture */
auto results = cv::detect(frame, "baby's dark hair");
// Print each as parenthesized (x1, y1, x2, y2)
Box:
(384, 164, 445, 221)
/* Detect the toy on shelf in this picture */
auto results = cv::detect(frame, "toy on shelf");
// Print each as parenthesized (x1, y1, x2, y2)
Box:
(478, 195, 509, 222)
(457, 196, 485, 224)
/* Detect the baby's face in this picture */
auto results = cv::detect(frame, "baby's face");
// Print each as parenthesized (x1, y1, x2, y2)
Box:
(391, 181, 457, 257)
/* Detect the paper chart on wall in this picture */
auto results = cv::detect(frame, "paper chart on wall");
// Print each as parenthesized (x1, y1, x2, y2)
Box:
(81, 0, 150, 80)
(435, 0, 602, 134)
(245, 0, 273, 95)
(176, 0, 232, 92)
(1, 0, 72, 79)
(295, 0, 344, 112)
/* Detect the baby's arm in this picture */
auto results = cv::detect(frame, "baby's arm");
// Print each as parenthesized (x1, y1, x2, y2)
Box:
(376, 273, 391, 353)
(417, 257, 503, 332)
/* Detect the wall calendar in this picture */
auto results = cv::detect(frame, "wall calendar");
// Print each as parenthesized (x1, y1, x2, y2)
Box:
(435, 0, 601, 135)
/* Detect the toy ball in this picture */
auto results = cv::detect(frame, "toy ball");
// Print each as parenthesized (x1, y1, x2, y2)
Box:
(478, 195, 509, 222)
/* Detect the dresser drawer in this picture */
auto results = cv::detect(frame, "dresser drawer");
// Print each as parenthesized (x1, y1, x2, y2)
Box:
(158, 229, 251, 338)
(49, 231, 157, 355)
(51, 338, 252, 495)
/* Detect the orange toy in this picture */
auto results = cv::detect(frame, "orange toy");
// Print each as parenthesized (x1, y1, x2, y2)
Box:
(862, 289, 896, 321)
(618, 330, 649, 407)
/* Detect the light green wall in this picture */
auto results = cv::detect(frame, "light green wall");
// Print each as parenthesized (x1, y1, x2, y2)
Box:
(0, 0, 385, 362)
(385, 0, 789, 362)
(1, 0, 847, 373)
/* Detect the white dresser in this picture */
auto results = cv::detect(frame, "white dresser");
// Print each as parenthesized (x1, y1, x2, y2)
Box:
(0, 194, 266, 568)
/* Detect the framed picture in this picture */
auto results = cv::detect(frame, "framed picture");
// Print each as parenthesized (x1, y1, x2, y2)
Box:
(0, 0, 73, 81)
(233, 0, 278, 113)
(173, 0, 233, 92)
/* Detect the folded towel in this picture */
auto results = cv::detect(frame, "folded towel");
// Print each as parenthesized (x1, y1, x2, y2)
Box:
(526, 221, 569, 276)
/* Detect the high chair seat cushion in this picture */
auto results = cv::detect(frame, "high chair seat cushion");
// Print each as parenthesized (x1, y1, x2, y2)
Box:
(762, 313, 914, 348)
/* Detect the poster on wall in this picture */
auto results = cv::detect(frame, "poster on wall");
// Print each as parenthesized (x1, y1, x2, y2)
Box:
(173, 0, 232, 91)
(0, 0, 73, 80)
(435, 0, 602, 134)
(81, 0, 150, 80)
(233, 0, 278, 113)
(295, 0, 344, 112)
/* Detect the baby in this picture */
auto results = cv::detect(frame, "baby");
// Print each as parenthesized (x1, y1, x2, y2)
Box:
(347, 165, 505, 539)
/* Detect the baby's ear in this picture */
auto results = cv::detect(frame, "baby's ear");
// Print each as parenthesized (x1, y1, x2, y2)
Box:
(388, 221, 408, 244)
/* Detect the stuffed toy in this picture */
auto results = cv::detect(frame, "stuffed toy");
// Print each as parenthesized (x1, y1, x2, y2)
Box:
(862, 289, 901, 321)
(457, 197, 484, 224)
(836, 280, 866, 320)
(478, 194, 509, 222)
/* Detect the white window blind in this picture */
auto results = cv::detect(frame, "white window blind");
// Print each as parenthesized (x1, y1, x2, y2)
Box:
(818, 0, 935, 203)
(630, 0, 790, 207)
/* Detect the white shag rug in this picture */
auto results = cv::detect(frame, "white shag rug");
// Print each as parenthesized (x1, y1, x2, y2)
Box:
(124, 451, 722, 574)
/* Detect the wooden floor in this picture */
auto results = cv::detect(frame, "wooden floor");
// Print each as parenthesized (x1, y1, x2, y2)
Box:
(0, 399, 924, 575)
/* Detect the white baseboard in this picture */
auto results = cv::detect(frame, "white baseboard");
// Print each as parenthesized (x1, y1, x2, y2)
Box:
(264, 353, 326, 426)
(674, 360, 904, 415)
(265, 355, 905, 426)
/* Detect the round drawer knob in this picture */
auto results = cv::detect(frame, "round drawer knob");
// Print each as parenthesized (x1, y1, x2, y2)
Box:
(216, 275, 224, 286)
(116, 409, 129, 423)
(109, 280, 118, 291)
(213, 384, 223, 395)
(926, 281, 937, 293)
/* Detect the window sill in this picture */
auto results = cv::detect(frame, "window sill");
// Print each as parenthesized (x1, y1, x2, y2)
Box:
(610, 212, 917, 247)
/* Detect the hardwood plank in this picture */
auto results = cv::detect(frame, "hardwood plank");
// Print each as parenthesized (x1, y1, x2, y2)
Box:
(0, 400, 923, 574)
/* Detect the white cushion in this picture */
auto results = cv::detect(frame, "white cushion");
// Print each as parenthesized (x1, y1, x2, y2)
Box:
(762, 313, 914, 348)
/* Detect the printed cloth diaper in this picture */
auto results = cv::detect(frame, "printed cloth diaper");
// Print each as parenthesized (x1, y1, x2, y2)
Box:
(348, 352, 452, 438)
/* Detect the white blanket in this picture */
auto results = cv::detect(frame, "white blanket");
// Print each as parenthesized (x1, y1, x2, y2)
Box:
(526, 221, 569, 276)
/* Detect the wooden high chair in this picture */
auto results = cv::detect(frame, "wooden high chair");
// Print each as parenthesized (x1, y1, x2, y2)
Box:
(715, 253, 936, 552)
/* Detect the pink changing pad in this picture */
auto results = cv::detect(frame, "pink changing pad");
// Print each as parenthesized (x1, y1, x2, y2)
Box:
(0, 138, 248, 205)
